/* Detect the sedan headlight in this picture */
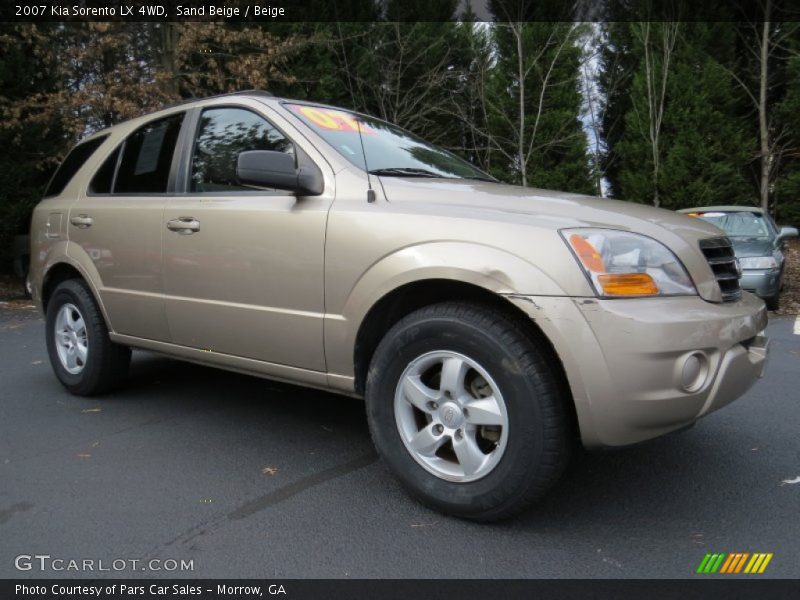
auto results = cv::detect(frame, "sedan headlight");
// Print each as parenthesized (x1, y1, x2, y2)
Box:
(739, 256, 778, 270)
(561, 228, 696, 297)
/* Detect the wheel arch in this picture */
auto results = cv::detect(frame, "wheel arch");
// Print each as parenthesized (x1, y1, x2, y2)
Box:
(41, 257, 111, 332)
(351, 278, 577, 435)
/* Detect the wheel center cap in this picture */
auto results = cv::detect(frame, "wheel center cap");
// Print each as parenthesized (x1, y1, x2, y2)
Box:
(439, 402, 464, 429)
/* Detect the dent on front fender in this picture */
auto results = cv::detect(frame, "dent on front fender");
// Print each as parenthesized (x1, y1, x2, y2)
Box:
(322, 241, 580, 382)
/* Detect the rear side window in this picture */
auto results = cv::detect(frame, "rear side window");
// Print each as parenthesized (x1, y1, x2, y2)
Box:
(44, 135, 108, 198)
(89, 146, 121, 194)
(114, 113, 184, 194)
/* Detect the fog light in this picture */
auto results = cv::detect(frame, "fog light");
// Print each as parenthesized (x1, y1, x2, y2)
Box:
(679, 352, 708, 392)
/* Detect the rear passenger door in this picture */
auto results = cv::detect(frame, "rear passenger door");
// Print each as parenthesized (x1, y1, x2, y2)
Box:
(162, 105, 331, 371)
(69, 111, 186, 341)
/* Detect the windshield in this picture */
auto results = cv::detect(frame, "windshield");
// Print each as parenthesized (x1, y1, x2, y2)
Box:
(689, 211, 773, 239)
(285, 103, 492, 181)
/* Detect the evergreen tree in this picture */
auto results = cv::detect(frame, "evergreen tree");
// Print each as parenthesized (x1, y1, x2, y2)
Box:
(611, 22, 751, 208)
(482, 14, 593, 191)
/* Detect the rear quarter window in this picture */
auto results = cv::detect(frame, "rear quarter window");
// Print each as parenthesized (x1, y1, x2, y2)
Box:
(114, 113, 184, 194)
(44, 135, 109, 198)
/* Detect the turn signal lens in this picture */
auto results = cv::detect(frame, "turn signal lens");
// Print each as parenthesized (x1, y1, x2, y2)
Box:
(561, 228, 697, 298)
(597, 273, 659, 296)
(569, 234, 605, 272)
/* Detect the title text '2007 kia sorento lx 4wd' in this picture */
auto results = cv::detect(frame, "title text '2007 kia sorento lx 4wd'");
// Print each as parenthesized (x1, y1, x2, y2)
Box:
(30, 91, 769, 521)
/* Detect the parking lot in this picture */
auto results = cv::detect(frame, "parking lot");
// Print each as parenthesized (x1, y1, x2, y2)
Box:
(1, 302, 798, 579)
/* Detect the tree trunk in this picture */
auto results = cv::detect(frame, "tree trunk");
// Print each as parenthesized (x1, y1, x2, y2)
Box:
(516, 25, 526, 187)
(155, 23, 181, 98)
(758, 1, 771, 214)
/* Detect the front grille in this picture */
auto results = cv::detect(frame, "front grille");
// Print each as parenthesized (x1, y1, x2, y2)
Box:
(699, 237, 742, 302)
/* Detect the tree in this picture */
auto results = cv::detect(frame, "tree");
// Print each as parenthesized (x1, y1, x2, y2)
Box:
(0, 24, 67, 262)
(329, 2, 472, 148)
(609, 21, 751, 209)
(473, 7, 592, 192)
(620, 21, 679, 207)
(727, 3, 800, 215)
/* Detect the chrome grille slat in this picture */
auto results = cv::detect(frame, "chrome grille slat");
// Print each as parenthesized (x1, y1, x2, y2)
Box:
(699, 237, 742, 302)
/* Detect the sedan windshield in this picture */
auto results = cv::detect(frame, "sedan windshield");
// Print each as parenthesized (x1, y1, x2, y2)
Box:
(690, 211, 773, 239)
(285, 103, 493, 181)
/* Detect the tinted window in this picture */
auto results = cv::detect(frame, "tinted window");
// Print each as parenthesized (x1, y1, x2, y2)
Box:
(44, 135, 108, 198)
(115, 113, 184, 194)
(190, 107, 294, 192)
(89, 146, 121, 194)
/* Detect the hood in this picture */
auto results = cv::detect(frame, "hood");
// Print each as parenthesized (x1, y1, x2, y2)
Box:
(730, 238, 774, 258)
(378, 177, 725, 240)
(378, 177, 730, 302)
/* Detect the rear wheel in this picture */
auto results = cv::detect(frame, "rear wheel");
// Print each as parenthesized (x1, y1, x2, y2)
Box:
(45, 279, 130, 395)
(365, 302, 570, 521)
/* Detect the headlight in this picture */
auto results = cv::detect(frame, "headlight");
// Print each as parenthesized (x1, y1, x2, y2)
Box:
(561, 228, 696, 297)
(739, 256, 778, 270)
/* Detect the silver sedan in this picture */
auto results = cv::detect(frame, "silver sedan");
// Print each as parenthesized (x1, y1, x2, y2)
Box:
(678, 206, 798, 310)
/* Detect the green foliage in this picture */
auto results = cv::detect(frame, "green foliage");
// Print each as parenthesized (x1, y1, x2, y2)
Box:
(609, 22, 753, 208)
(0, 24, 66, 264)
(774, 53, 800, 226)
(5, 12, 800, 268)
(483, 20, 593, 192)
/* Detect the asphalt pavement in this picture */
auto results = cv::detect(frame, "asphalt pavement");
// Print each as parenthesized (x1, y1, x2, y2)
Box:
(1, 305, 798, 578)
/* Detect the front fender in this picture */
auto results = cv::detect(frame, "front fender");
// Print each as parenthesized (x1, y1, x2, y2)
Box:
(324, 241, 569, 382)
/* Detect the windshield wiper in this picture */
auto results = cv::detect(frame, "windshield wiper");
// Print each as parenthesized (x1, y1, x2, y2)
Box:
(462, 175, 498, 183)
(369, 167, 450, 178)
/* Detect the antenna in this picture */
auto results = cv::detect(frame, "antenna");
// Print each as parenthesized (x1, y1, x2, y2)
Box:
(356, 117, 376, 203)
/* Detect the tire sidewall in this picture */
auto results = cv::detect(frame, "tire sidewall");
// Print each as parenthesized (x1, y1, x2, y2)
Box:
(45, 282, 101, 392)
(366, 313, 551, 516)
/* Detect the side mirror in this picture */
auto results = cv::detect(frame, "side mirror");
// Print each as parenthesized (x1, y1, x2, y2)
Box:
(777, 226, 799, 241)
(236, 150, 323, 196)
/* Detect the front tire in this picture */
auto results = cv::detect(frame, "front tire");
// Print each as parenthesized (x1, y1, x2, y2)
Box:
(764, 294, 780, 311)
(365, 302, 570, 521)
(45, 279, 131, 396)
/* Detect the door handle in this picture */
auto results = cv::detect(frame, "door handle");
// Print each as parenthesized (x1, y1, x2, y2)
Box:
(166, 217, 200, 234)
(70, 214, 93, 228)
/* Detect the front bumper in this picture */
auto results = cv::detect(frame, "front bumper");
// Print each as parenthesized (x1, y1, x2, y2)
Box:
(505, 292, 769, 447)
(740, 269, 781, 298)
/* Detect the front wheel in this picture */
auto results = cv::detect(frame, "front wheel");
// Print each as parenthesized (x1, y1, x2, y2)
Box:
(45, 279, 131, 396)
(764, 294, 780, 311)
(365, 302, 570, 521)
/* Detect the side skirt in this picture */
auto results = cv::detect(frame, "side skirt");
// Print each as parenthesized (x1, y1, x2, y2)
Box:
(109, 332, 359, 398)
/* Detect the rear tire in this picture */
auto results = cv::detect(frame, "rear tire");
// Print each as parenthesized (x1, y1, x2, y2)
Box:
(45, 279, 130, 396)
(365, 302, 570, 521)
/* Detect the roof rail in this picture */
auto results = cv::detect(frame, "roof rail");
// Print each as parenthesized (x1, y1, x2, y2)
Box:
(163, 89, 275, 110)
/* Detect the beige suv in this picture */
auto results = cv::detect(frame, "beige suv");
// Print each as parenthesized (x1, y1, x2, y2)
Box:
(30, 91, 769, 520)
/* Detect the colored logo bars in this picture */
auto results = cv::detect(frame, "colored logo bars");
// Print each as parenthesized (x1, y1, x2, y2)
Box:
(696, 553, 773, 574)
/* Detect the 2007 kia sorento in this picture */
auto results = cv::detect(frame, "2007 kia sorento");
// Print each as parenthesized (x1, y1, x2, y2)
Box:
(30, 91, 769, 520)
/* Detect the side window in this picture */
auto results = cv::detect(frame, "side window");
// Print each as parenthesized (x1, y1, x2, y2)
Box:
(190, 107, 294, 192)
(114, 113, 184, 194)
(44, 135, 108, 198)
(89, 146, 121, 194)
